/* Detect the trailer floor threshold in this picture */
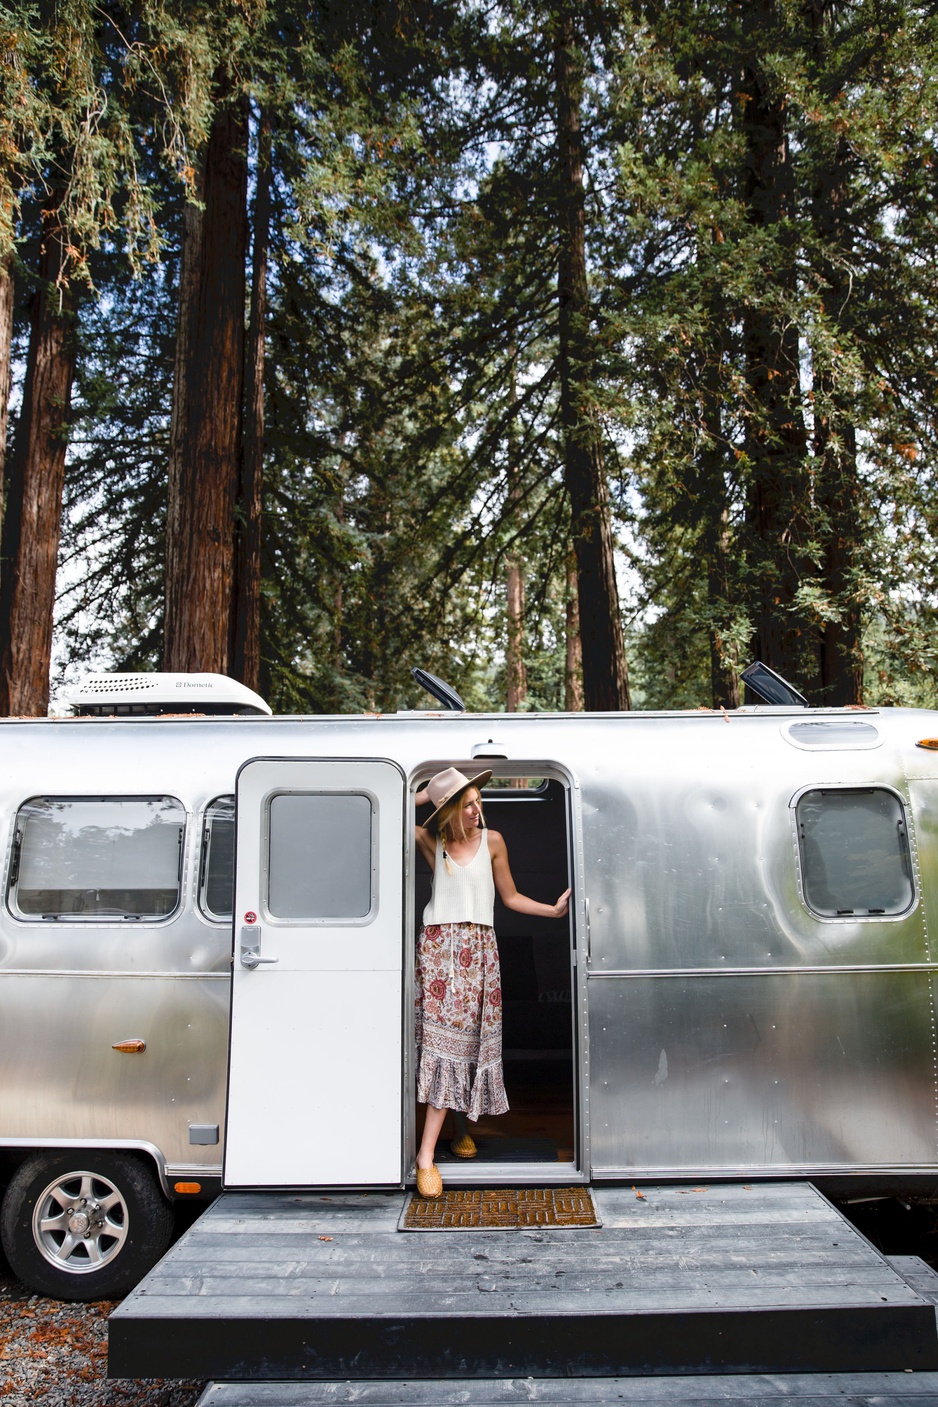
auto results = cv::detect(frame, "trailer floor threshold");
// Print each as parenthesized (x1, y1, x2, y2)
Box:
(107, 1182, 938, 1381)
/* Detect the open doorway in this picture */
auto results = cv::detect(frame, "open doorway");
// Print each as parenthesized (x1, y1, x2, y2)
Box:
(413, 772, 578, 1177)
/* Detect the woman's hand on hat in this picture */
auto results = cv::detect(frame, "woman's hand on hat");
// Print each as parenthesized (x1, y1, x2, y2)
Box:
(553, 888, 572, 918)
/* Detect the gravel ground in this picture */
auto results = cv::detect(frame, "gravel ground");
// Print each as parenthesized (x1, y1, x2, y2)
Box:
(0, 1244, 205, 1407)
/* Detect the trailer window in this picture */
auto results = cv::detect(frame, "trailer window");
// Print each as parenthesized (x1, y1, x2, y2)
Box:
(267, 793, 373, 920)
(199, 796, 235, 920)
(795, 788, 914, 918)
(9, 796, 186, 921)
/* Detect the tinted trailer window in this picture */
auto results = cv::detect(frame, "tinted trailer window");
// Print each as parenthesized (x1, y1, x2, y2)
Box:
(9, 796, 186, 920)
(796, 787, 914, 918)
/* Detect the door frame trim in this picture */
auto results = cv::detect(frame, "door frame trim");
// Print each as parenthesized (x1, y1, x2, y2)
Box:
(406, 759, 588, 1185)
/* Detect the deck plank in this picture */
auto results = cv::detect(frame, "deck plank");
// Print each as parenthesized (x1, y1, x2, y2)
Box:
(108, 1182, 938, 1382)
(195, 1374, 938, 1407)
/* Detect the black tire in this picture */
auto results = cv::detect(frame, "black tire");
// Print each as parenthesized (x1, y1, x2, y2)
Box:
(0, 1151, 174, 1301)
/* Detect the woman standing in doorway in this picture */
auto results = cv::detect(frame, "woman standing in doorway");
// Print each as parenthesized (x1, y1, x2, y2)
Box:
(414, 767, 571, 1198)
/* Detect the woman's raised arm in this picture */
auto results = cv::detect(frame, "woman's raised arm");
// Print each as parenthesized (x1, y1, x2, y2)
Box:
(489, 830, 570, 919)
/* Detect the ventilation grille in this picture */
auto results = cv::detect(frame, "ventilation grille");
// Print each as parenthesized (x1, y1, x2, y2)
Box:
(81, 675, 161, 695)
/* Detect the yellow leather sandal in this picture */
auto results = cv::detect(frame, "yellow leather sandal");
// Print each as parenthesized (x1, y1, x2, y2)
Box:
(415, 1163, 443, 1198)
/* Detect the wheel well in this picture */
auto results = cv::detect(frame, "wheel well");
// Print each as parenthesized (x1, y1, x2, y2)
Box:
(0, 1145, 170, 1199)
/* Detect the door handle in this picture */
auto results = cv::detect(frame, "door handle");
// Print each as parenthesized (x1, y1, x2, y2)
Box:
(240, 924, 279, 970)
(584, 898, 591, 966)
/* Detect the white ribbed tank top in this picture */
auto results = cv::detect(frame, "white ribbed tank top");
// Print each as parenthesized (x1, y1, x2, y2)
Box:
(422, 829, 496, 927)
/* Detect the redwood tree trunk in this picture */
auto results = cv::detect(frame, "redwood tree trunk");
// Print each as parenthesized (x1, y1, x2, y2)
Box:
(554, 5, 630, 711)
(738, 3, 814, 693)
(231, 111, 271, 691)
(564, 548, 584, 711)
(0, 203, 76, 716)
(164, 90, 248, 674)
(0, 252, 13, 517)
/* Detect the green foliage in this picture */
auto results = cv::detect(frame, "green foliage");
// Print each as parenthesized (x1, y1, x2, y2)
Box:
(24, 0, 938, 715)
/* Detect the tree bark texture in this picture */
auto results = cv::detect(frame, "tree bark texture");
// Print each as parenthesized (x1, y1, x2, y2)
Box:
(0, 203, 76, 716)
(738, 4, 815, 693)
(164, 90, 248, 675)
(0, 252, 13, 520)
(564, 548, 584, 711)
(554, 6, 630, 712)
(231, 111, 271, 692)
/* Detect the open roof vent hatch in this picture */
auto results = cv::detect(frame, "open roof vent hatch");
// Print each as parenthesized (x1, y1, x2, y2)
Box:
(740, 661, 808, 708)
(411, 668, 466, 712)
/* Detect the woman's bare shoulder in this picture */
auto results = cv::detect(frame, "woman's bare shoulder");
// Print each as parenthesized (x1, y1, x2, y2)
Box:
(486, 827, 507, 853)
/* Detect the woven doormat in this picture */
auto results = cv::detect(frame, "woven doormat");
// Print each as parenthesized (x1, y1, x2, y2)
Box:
(399, 1186, 600, 1231)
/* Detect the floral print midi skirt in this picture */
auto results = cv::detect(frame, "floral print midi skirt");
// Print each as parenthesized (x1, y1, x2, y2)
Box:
(416, 921, 509, 1121)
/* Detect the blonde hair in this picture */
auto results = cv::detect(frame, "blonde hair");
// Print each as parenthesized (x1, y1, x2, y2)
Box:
(429, 787, 485, 873)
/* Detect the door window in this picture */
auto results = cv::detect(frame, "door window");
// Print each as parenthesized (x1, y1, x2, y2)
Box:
(9, 796, 185, 920)
(267, 792, 374, 920)
(795, 787, 914, 918)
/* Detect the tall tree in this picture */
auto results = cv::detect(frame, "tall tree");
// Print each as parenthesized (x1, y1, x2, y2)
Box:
(737, 0, 814, 687)
(230, 111, 271, 691)
(0, 253, 12, 511)
(0, 197, 77, 714)
(163, 86, 249, 673)
(554, 2, 630, 710)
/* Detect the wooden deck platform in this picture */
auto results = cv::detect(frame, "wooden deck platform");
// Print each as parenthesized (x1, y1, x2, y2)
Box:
(194, 1372, 938, 1406)
(107, 1183, 938, 1382)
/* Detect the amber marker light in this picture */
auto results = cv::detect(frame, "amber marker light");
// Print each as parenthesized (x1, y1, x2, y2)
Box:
(916, 739, 938, 750)
(174, 1182, 202, 1195)
(111, 1038, 147, 1053)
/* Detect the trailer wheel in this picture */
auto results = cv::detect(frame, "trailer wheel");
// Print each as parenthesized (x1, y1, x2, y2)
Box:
(0, 1152, 174, 1301)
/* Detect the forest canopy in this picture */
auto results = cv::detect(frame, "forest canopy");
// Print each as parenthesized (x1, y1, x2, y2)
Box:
(2, 0, 938, 715)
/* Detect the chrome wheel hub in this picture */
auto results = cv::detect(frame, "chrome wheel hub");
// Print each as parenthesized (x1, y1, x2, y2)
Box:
(32, 1172, 129, 1275)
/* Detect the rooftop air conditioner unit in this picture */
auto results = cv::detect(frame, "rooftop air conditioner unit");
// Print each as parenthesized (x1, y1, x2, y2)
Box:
(66, 672, 272, 717)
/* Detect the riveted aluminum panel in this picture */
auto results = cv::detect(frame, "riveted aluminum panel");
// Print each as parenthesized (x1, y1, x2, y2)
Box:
(0, 972, 229, 1166)
(1, 706, 937, 1186)
(580, 718, 926, 972)
(588, 969, 938, 1174)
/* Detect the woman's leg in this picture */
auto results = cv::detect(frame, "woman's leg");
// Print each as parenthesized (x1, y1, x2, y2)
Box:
(417, 1105, 447, 1169)
(450, 1109, 477, 1157)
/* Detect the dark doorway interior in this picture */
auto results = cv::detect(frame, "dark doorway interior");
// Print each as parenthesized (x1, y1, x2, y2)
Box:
(415, 776, 575, 1165)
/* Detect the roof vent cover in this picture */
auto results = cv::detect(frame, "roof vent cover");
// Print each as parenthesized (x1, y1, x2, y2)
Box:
(67, 672, 272, 717)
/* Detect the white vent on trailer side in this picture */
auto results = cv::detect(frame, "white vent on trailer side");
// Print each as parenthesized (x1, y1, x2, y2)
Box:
(66, 672, 272, 717)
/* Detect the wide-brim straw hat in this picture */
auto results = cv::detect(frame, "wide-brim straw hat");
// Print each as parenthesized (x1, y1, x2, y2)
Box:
(422, 766, 493, 825)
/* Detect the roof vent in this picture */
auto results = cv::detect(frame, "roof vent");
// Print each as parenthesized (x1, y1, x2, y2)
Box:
(66, 672, 272, 717)
(740, 660, 808, 708)
(411, 667, 466, 712)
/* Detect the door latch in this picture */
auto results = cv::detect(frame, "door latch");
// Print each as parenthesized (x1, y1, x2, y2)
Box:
(239, 924, 278, 970)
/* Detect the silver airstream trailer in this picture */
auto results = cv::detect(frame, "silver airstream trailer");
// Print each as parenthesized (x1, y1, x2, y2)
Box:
(1, 670, 937, 1300)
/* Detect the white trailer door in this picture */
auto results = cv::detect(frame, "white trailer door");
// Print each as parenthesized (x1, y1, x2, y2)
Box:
(224, 757, 405, 1188)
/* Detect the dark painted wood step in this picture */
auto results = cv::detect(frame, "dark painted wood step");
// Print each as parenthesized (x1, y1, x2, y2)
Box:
(108, 1183, 938, 1381)
(193, 1373, 938, 1406)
